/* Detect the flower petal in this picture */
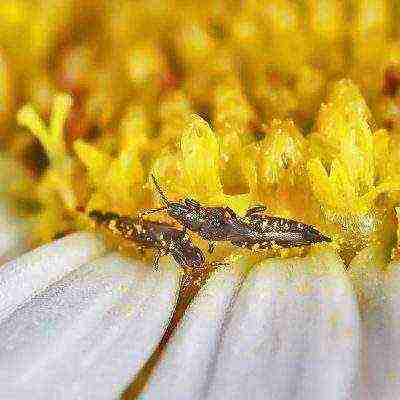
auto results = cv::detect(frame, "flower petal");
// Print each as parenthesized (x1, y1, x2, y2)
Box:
(142, 250, 360, 400)
(0, 232, 106, 321)
(352, 255, 400, 399)
(140, 256, 249, 399)
(205, 250, 360, 400)
(0, 252, 179, 399)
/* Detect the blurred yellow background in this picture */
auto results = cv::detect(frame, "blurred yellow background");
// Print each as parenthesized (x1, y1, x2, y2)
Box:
(0, 0, 400, 264)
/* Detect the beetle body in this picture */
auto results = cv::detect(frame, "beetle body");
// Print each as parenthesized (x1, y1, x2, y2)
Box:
(88, 210, 205, 270)
(232, 212, 332, 249)
(149, 175, 331, 251)
(150, 175, 251, 244)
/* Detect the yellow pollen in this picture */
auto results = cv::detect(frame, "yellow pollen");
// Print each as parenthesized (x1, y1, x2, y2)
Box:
(252, 243, 260, 251)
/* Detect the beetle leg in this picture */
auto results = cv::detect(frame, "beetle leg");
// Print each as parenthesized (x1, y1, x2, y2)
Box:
(185, 197, 202, 208)
(154, 247, 170, 270)
(210, 260, 229, 268)
(152, 250, 163, 271)
(178, 226, 187, 240)
(245, 205, 268, 218)
(225, 207, 237, 218)
(208, 242, 216, 254)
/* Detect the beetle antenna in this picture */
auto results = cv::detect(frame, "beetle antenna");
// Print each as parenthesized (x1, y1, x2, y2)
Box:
(151, 174, 170, 205)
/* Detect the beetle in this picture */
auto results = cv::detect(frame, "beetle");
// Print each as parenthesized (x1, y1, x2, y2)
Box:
(232, 205, 332, 249)
(145, 174, 246, 253)
(147, 175, 332, 251)
(88, 210, 205, 271)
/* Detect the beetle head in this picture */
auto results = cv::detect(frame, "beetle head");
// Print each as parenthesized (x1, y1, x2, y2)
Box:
(303, 226, 332, 244)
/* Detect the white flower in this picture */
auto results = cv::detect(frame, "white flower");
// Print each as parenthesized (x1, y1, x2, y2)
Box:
(0, 206, 397, 399)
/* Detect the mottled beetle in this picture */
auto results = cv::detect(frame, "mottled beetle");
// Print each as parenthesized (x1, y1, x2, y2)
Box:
(147, 175, 332, 252)
(88, 210, 205, 271)
(146, 174, 244, 253)
(231, 205, 332, 249)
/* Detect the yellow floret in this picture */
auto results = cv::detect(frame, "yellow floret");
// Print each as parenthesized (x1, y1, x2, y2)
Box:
(17, 94, 72, 164)
(16, 93, 81, 244)
(258, 119, 307, 187)
(307, 80, 400, 254)
(179, 114, 222, 200)
(75, 139, 145, 215)
(73, 140, 112, 186)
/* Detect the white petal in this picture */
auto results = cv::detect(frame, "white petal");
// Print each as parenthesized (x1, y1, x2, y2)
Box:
(140, 255, 249, 400)
(0, 252, 179, 399)
(0, 232, 105, 321)
(142, 250, 360, 400)
(353, 252, 400, 400)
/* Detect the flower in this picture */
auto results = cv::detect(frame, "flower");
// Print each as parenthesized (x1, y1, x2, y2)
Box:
(1, 75, 400, 398)
(2, 2, 400, 398)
